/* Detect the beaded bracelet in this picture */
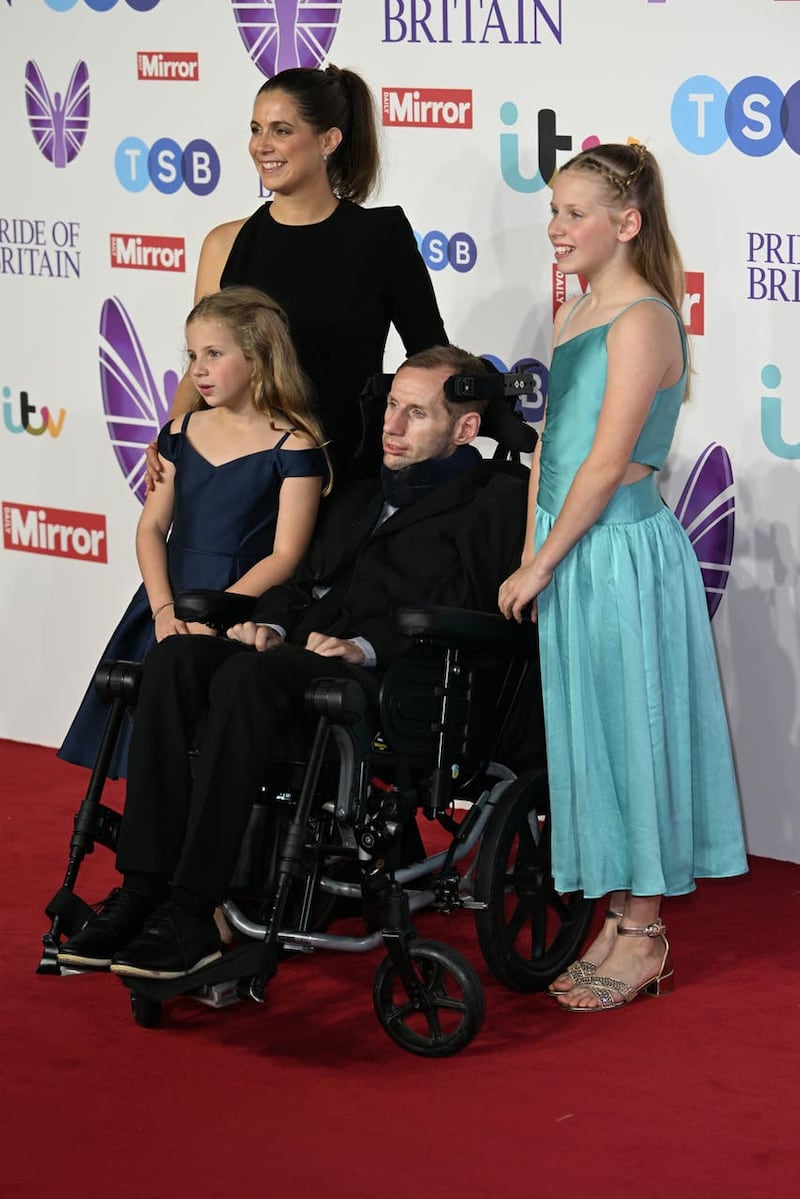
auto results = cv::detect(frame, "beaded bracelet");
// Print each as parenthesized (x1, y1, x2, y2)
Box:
(152, 600, 174, 620)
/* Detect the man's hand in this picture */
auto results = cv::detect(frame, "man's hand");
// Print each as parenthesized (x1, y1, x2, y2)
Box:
(227, 622, 283, 652)
(144, 439, 164, 492)
(305, 632, 366, 665)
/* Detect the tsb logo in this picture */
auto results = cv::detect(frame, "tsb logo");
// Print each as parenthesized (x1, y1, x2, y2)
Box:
(382, 88, 472, 129)
(45, 1, 160, 10)
(110, 234, 185, 272)
(115, 137, 220, 194)
(672, 75, 800, 156)
(415, 230, 477, 272)
(482, 355, 549, 426)
(2, 502, 107, 564)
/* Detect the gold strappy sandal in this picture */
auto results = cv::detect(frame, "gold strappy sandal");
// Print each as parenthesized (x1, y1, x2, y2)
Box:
(546, 907, 623, 997)
(558, 919, 673, 1012)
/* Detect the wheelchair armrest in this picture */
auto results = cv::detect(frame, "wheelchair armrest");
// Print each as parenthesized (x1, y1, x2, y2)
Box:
(304, 677, 369, 726)
(395, 605, 538, 656)
(173, 589, 256, 632)
(94, 659, 144, 704)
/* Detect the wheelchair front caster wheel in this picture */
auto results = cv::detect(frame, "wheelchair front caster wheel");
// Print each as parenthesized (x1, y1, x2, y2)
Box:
(129, 990, 162, 1029)
(372, 939, 484, 1057)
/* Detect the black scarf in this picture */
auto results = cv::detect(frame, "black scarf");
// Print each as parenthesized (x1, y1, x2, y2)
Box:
(380, 444, 481, 508)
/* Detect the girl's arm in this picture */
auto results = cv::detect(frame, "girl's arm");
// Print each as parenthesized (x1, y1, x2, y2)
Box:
(500, 301, 681, 620)
(226, 469, 324, 599)
(135, 451, 183, 640)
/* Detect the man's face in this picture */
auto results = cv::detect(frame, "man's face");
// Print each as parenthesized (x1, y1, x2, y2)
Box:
(382, 365, 463, 470)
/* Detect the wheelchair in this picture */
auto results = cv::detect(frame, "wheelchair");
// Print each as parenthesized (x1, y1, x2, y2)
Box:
(38, 369, 595, 1057)
(39, 591, 594, 1056)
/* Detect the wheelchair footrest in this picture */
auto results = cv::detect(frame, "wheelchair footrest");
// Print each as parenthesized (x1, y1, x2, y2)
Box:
(189, 980, 241, 1009)
(44, 887, 94, 936)
(120, 940, 269, 1002)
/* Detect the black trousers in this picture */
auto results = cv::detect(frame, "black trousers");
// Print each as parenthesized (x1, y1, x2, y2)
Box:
(116, 636, 376, 902)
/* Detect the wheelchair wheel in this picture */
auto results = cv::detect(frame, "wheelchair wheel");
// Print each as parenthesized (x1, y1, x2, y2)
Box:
(129, 990, 162, 1029)
(372, 939, 484, 1058)
(474, 769, 594, 992)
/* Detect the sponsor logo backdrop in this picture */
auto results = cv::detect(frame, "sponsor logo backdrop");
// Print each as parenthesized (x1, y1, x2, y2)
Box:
(1, 0, 797, 863)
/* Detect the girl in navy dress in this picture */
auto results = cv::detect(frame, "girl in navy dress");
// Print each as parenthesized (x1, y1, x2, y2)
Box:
(499, 144, 747, 1012)
(59, 286, 330, 777)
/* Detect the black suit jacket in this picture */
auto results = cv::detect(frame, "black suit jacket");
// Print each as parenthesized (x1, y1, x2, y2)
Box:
(252, 458, 529, 670)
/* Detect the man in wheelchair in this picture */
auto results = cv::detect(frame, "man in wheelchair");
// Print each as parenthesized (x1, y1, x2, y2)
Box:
(57, 344, 531, 981)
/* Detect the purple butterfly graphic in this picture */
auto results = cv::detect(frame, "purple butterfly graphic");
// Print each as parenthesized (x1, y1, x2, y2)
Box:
(99, 297, 178, 505)
(673, 442, 735, 619)
(231, 0, 343, 78)
(24, 60, 90, 168)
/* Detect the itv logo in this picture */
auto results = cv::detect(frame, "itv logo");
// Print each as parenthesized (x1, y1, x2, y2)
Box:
(2, 387, 66, 437)
(761, 363, 800, 459)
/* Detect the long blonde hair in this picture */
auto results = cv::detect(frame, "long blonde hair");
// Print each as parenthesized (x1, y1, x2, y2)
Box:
(186, 286, 332, 489)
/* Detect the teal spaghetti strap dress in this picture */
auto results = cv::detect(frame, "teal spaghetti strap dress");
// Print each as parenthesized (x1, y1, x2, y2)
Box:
(536, 297, 747, 898)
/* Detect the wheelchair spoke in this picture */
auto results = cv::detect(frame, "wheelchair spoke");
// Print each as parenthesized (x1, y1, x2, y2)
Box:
(474, 770, 596, 991)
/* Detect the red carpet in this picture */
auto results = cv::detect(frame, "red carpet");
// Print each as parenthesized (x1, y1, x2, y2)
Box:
(3, 738, 798, 1198)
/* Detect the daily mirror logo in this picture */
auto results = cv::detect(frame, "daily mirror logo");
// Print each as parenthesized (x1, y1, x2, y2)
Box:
(552, 266, 705, 335)
(110, 233, 186, 272)
(24, 61, 90, 168)
(231, 0, 343, 78)
(3, 501, 107, 564)
(137, 52, 199, 81)
(382, 88, 472, 129)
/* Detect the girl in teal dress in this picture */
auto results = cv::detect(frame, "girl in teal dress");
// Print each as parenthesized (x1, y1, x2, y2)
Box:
(498, 144, 747, 1012)
(59, 286, 330, 777)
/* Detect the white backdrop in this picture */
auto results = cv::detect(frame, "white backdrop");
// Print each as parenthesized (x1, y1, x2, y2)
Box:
(1, 0, 798, 863)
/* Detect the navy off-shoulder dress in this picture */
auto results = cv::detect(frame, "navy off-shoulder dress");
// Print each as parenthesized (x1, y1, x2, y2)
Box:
(58, 412, 327, 778)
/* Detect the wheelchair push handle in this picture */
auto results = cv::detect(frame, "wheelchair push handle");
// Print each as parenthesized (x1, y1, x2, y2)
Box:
(173, 589, 256, 633)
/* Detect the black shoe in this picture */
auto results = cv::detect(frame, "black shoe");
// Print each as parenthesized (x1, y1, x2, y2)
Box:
(109, 902, 222, 980)
(57, 887, 157, 970)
